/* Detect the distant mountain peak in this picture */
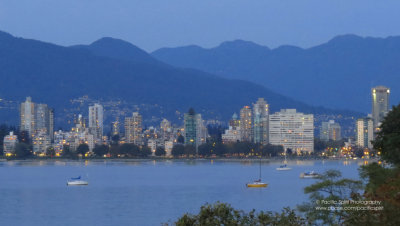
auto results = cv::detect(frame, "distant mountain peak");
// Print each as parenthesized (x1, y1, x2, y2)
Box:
(81, 36, 158, 64)
(217, 39, 270, 51)
(90, 37, 135, 48)
(327, 34, 364, 44)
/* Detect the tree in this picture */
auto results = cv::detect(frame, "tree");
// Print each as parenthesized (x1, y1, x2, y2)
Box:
(155, 147, 166, 156)
(61, 145, 76, 158)
(373, 104, 400, 166)
(198, 143, 211, 156)
(298, 170, 363, 225)
(119, 143, 140, 157)
(14, 143, 32, 158)
(172, 144, 185, 157)
(177, 135, 184, 144)
(46, 147, 55, 157)
(76, 143, 89, 157)
(93, 144, 109, 157)
(141, 146, 152, 157)
(172, 202, 305, 226)
(184, 145, 196, 156)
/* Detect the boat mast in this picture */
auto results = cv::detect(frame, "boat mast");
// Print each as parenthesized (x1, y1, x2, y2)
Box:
(259, 156, 262, 180)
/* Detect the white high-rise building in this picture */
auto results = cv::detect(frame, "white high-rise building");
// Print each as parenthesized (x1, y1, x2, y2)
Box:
(356, 117, 374, 149)
(20, 97, 35, 136)
(240, 106, 252, 142)
(372, 86, 390, 130)
(269, 109, 314, 153)
(125, 112, 143, 145)
(89, 104, 103, 141)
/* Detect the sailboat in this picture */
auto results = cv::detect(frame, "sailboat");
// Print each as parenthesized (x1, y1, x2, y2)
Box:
(67, 176, 89, 186)
(276, 149, 292, 171)
(246, 158, 268, 188)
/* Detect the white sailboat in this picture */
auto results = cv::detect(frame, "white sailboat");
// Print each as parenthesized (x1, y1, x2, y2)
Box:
(276, 149, 292, 171)
(67, 176, 88, 186)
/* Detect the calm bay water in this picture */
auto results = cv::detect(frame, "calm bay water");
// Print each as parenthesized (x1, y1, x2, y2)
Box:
(0, 159, 365, 226)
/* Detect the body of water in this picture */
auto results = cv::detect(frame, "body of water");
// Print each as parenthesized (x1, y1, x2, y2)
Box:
(0, 159, 366, 225)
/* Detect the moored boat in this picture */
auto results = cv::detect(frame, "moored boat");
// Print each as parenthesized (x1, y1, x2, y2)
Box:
(276, 164, 292, 171)
(300, 171, 320, 179)
(67, 176, 88, 186)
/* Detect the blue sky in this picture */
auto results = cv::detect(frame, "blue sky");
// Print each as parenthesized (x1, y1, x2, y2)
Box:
(1, 0, 399, 51)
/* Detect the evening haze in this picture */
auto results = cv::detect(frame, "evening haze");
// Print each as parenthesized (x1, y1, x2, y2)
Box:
(1, 0, 400, 51)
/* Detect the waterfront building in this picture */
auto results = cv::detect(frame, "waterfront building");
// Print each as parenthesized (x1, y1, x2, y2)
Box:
(372, 86, 390, 130)
(32, 130, 51, 155)
(89, 104, 104, 142)
(240, 106, 252, 142)
(20, 97, 35, 136)
(222, 126, 241, 143)
(320, 120, 341, 141)
(125, 112, 143, 145)
(3, 132, 18, 156)
(269, 109, 314, 153)
(356, 117, 374, 149)
(164, 141, 173, 157)
(253, 98, 269, 144)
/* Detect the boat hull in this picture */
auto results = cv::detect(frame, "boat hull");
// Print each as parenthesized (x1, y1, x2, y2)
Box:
(300, 173, 320, 179)
(67, 180, 89, 186)
(246, 183, 268, 188)
(276, 167, 292, 171)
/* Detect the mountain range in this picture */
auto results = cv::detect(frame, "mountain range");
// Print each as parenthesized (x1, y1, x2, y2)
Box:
(152, 35, 400, 113)
(0, 30, 353, 127)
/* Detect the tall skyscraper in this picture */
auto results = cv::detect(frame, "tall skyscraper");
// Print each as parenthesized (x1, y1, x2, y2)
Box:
(269, 109, 314, 153)
(240, 106, 252, 142)
(356, 117, 374, 149)
(35, 104, 54, 140)
(253, 98, 269, 144)
(372, 86, 390, 130)
(184, 108, 197, 146)
(320, 120, 341, 141)
(183, 108, 207, 147)
(160, 118, 172, 141)
(20, 97, 35, 136)
(20, 97, 54, 139)
(125, 112, 142, 145)
(88, 104, 104, 141)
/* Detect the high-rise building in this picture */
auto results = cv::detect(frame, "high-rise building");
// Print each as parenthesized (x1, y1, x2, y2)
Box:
(88, 104, 103, 141)
(20, 97, 35, 136)
(269, 109, 314, 153)
(183, 108, 207, 147)
(3, 132, 18, 156)
(184, 108, 197, 146)
(253, 98, 269, 144)
(372, 86, 390, 130)
(35, 103, 54, 140)
(320, 120, 341, 141)
(240, 106, 252, 142)
(356, 117, 374, 149)
(160, 118, 172, 141)
(20, 97, 54, 140)
(125, 112, 143, 145)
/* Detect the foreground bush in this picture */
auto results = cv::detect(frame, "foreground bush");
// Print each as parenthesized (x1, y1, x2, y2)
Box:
(169, 202, 305, 226)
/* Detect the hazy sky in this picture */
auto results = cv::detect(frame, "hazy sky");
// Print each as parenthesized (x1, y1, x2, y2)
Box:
(1, 0, 399, 52)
